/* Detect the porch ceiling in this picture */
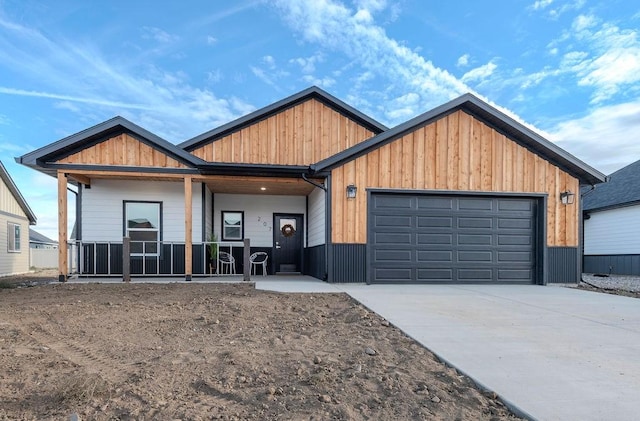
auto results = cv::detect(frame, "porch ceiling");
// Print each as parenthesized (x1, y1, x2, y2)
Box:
(197, 175, 323, 196)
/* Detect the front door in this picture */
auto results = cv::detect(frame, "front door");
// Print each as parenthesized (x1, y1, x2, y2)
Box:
(273, 214, 303, 274)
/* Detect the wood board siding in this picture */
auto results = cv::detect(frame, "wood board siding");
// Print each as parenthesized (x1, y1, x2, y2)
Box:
(0, 177, 28, 217)
(331, 110, 579, 247)
(191, 99, 376, 165)
(57, 133, 187, 168)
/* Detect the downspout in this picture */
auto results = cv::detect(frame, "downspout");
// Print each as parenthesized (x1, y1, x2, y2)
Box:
(302, 170, 329, 281)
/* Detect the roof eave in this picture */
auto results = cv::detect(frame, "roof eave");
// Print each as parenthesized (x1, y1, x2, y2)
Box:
(0, 161, 37, 224)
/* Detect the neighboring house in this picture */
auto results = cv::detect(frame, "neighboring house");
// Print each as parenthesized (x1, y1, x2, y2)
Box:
(583, 160, 640, 275)
(17, 87, 605, 284)
(29, 228, 58, 249)
(0, 161, 37, 276)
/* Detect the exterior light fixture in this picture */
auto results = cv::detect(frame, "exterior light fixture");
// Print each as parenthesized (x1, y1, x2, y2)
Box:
(346, 184, 357, 199)
(260, 187, 266, 191)
(560, 190, 575, 205)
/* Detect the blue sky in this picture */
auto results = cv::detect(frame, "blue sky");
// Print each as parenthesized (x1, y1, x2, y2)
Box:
(1, 0, 639, 239)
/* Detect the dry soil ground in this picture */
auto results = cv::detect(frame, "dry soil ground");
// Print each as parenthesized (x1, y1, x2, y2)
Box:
(0, 271, 522, 420)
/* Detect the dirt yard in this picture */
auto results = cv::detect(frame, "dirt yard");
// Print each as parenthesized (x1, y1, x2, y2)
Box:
(0, 274, 522, 420)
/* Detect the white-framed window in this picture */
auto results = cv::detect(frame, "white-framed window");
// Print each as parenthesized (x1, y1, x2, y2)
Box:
(222, 211, 244, 241)
(124, 201, 161, 255)
(7, 222, 21, 253)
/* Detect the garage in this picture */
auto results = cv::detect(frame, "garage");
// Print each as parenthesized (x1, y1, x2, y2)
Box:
(369, 192, 539, 284)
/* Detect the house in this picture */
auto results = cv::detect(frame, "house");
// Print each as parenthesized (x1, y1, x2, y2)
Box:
(583, 160, 640, 275)
(17, 87, 605, 284)
(0, 161, 37, 276)
(29, 228, 58, 249)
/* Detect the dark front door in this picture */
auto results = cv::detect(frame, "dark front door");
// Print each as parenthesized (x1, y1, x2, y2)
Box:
(273, 214, 304, 274)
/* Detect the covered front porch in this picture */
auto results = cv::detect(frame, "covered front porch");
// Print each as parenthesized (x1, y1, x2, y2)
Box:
(58, 170, 327, 282)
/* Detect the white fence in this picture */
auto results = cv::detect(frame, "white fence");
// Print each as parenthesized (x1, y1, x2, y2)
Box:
(29, 248, 58, 269)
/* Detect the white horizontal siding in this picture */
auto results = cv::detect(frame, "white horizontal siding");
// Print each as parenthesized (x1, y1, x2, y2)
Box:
(204, 185, 213, 242)
(584, 205, 640, 254)
(0, 213, 29, 276)
(81, 179, 203, 243)
(213, 194, 306, 247)
(307, 186, 326, 247)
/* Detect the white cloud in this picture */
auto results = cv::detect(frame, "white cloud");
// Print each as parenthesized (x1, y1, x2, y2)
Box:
(549, 99, 640, 174)
(461, 61, 497, 83)
(0, 114, 9, 125)
(290, 53, 323, 73)
(273, 0, 469, 125)
(206, 35, 218, 45)
(530, 0, 553, 10)
(456, 54, 470, 67)
(301, 74, 336, 88)
(141, 26, 179, 44)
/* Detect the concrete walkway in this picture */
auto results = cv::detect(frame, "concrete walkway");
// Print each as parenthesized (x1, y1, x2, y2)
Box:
(256, 281, 640, 421)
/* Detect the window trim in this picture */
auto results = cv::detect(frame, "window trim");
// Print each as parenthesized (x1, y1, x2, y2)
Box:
(123, 201, 162, 256)
(221, 210, 244, 241)
(7, 222, 21, 253)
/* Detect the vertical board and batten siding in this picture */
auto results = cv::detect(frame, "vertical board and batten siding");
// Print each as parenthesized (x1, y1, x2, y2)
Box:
(81, 179, 203, 242)
(57, 133, 187, 168)
(0, 178, 30, 275)
(213, 194, 306, 248)
(190, 99, 376, 166)
(331, 110, 580, 247)
(307, 186, 326, 247)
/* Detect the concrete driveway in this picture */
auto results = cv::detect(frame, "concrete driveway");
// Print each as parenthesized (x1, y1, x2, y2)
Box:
(257, 280, 640, 420)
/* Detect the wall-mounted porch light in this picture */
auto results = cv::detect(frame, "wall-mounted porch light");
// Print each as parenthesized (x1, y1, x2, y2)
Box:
(560, 190, 575, 205)
(346, 184, 357, 199)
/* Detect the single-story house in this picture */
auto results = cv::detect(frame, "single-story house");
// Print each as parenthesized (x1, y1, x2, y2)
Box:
(0, 160, 37, 276)
(29, 228, 58, 249)
(583, 159, 640, 275)
(17, 87, 605, 284)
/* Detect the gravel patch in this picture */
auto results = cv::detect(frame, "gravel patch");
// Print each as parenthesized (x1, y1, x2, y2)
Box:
(581, 273, 640, 293)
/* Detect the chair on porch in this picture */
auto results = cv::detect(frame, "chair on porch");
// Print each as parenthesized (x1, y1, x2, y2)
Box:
(249, 252, 269, 276)
(218, 251, 236, 274)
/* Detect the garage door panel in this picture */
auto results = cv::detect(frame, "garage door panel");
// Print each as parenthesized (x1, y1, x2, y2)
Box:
(374, 195, 414, 209)
(417, 250, 453, 262)
(417, 268, 453, 281)
(374, 268, 413, 282)
(417, 197, 453, 209)
(417, 233, 453, 245)
(458, 217, 493, 229)
(458, 198, 494, 211)
(458, 268, 493, 280)
(417, 216, 453, 228)
(374, 249, 413, 262)
(458, 234, 492, 245)
(374, 232, 413, 245)
(370, 194, 537, 284)
(458, 251, 493, 262)
(498, 199, 532, 211)
(498, 235, 532, 245)
(374, 215, 413, 227)
(498, 218, 532, 229)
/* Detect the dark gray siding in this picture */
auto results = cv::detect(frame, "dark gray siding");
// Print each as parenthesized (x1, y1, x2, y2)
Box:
(584, 255, 640, 276)
(369, 193, 537, 284)
(329, 244, 366, 283)
(548, 247, 579, 283)
(304, 245, 326, 280)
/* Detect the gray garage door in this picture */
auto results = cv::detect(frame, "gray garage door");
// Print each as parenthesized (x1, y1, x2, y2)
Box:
(369, 194, 537, 284)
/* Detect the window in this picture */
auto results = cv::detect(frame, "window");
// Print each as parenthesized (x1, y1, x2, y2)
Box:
(8, 223, 20, 252)
(222, 211, 244, 241)
(124, 201, 161, 255)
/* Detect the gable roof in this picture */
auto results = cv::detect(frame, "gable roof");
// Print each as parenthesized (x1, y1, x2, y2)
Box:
(583, 159, 640, 212)
(17, 116, 207, 180)
(178, 86, 388, 151)
(0, 161, 37, 224)
(311, 93, 606, 186)
(29, 228, 57, 245)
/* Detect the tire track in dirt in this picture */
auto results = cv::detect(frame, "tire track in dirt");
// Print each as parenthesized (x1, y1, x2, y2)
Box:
(12, 321, 134, 384)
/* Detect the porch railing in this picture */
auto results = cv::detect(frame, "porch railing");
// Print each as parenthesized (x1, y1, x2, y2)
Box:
(68, 240, 246, 277)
